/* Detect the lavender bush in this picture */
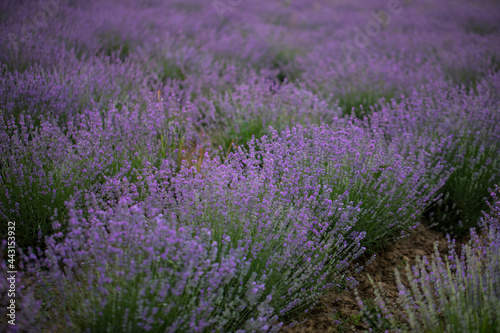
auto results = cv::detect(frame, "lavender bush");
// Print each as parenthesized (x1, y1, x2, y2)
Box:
(358, 187, 500, 332)
(370, 81, 500, 236)
(204, 79, 340, 153)
(29, 199, 281, 332)
(233, 121, 448, 252)
(0, 64, 88, 126)
(0, 96, 189, 250)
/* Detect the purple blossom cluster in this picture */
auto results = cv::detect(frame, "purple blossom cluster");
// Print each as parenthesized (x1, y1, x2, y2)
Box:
(0, 0, 499, 331)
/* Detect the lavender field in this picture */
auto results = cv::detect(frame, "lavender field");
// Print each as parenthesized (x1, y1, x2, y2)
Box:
(1, 0, 500, 332)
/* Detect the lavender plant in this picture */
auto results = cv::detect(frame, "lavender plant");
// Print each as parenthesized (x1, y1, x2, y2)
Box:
(357, 187, 500, 332)
(0, 96, 189, 251)
(0, 114, 92, 250)
(234, 121, 448, 253)
(0, 64, 88, 126)
(204, 79, 340, 154)
(7, 118, 446, 330)
(163, 146, 368, 318)
(32, 199, 281, 333)
(0, 57, 150, 128)
(370, 82, 500, 237)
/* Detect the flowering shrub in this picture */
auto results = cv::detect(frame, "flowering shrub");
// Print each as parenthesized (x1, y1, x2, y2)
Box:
(204, 79, 341, 153)
(0, 96, 189, 251)
(29, 199, 281, 332)
(233, 121, 448, 252)
(371, 82, 500, 236)
(357, 188, 500, 332)
(0, 64, 88, 126)
(4, 115, 449, 331)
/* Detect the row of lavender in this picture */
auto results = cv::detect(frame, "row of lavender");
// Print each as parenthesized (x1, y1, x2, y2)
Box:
(1, 0, 500, 331)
